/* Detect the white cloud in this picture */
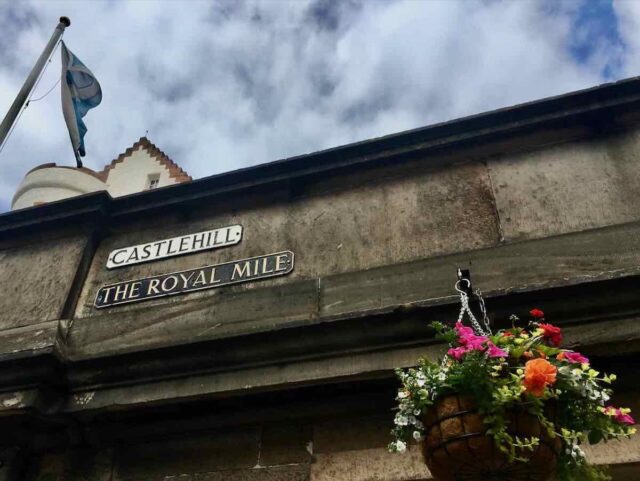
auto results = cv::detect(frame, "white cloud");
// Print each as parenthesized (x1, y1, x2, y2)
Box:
(614, 0, 640, 76)
(0, 0, 633, 211)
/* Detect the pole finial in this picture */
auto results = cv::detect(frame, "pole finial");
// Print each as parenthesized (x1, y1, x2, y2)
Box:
(60, 16, 71, 27)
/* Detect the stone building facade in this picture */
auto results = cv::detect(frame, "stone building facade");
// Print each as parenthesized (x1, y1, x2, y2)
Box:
(1, 78, 639, 481)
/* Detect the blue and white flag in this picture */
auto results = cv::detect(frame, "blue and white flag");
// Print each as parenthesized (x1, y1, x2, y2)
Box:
(61, 41, 102, 159)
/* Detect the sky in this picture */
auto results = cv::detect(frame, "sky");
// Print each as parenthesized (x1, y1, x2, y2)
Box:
(1, 0, 640, 212)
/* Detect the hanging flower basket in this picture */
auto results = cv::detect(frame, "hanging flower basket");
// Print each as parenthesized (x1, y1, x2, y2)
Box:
(389, 283, 636, 481)
(422, 395, 561, 481)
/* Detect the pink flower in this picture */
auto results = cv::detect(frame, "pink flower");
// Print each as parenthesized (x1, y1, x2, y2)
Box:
(454, 322, 475, 339)
(617, 412, 635, 425)
(486, 342, 508, 358)
(558, 351, 589, 365)
(605, 406, 635, 425)
(447, 346, 470, 361)
(454, 322, 488, 350)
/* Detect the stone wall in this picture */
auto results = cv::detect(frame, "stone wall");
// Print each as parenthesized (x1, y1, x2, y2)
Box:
(73, 125, 640, 322)
(23, 400, 640, 481)
(2, 82, 640, 481)
(0, 230, 89, 330)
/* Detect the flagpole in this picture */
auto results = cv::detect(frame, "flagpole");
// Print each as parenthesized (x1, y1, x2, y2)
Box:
(73, 148, 82, 168)
(0, 16, 70, 149)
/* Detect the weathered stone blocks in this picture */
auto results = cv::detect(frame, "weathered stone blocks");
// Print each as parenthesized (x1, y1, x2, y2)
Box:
(489, 129, 640, 241)
(0, 234, 87, 330)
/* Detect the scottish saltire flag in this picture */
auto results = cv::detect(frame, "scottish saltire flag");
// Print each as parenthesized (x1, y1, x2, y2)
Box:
(61, 41, 102, 161)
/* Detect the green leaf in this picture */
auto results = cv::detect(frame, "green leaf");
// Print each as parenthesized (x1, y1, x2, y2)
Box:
(588, 430, 603, 445)
(510, 347, 525, 359)
(537, 345, 561, 356)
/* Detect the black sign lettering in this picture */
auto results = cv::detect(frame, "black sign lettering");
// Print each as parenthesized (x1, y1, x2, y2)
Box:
(106, 225, 243, 269)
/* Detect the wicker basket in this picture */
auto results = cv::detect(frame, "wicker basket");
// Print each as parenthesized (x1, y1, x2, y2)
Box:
(421, 395, 561, 481)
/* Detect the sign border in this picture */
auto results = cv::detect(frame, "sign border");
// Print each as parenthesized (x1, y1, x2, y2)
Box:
(105, 224, 244, 269)
(94, 250, 295, 309)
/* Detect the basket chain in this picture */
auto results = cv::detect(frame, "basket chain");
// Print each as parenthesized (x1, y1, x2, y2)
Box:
(455, 279, 492, 337)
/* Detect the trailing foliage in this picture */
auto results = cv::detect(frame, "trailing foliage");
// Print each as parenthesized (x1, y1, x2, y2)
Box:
(389, 310, 636, 481)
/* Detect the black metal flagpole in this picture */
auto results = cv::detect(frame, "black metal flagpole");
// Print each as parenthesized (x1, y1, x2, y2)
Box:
(73, 149, 83, 169)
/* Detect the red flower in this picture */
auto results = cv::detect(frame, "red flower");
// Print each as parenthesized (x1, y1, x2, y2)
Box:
(529, 308, 545, 319)
(539, 323, 562, 347)
(502, 331, 514, 337)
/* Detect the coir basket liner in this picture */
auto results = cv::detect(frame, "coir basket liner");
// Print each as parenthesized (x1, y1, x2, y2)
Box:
(422, 395, 562, 481)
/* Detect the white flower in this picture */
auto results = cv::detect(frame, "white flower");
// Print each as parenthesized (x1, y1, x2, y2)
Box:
(413, 431, 423, 441)
(568, 442, 585, 460)
(395, 440, 407, 453)
(416, 379, 425, 387)
(397, 391, 408, 399)
(395, 414, 409, 426)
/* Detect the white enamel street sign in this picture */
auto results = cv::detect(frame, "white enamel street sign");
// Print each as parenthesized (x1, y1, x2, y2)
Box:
(106, 224, 243, 269)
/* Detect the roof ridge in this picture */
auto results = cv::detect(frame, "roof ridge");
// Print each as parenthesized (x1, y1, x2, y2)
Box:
(98, 137, 192, 183)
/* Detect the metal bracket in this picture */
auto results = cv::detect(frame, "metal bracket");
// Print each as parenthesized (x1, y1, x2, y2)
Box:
(457, 268, 473, 296)
(456, 267, 492, 333)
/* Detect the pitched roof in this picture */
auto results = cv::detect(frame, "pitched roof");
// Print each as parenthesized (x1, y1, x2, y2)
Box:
(99, 137, 192, 183)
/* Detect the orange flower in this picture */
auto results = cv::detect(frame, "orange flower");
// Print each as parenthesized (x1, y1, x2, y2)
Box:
(524, 358, 557, 397)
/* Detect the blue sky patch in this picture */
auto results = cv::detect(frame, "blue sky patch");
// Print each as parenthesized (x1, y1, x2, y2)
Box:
(568, 0, 624, 79)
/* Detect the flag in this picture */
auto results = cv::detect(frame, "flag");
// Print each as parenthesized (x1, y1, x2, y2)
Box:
(61, 41, 102, 163)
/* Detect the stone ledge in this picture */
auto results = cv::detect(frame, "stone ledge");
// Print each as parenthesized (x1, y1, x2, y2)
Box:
(63, 311, 640, 413)
(308, 433, 640, 481)
(583, 428, 640, 465)
(0, 319, 60, 361)
(310, 445, 431, 481)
